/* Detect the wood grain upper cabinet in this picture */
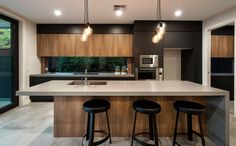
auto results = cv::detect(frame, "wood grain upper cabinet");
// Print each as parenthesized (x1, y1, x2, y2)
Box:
(211, 35, 234, 58)
(37, 34, 133, 57)
(99, 34, 133, 57)
(37, 34, 87, 56)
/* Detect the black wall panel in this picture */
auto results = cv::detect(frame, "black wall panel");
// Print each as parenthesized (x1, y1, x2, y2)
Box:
(133, 21, 202, 83)
(133, 32, 164, 68)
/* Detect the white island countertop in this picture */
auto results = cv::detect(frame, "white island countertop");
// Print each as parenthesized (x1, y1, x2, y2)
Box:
(16, 80, 229, 97)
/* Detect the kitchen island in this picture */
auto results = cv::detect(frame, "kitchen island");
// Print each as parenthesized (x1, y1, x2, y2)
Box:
(16, 80, 229, 146)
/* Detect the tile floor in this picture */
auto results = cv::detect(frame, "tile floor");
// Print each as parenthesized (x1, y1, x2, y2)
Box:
(0, 102, 234, 146)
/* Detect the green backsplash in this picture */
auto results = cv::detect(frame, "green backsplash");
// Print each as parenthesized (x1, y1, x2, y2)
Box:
(48, 57, 127, 72)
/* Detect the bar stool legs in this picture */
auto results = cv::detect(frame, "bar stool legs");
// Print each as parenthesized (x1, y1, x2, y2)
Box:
(198, 114, 205, 146)
(106, 111, 112, 144)
(83, 99, 112, 146)
(86, 113, 90, 140)
(173, 111, 205, 146)
(88, 113, 95, 146)
(172, 111, 179, 146)
(131, 112, 160, 146)
(131, 111, 137, 146)
(152, 115, 159, 146)
(149, 115, 154, 140)
(187, 113, 193, 141)
(85, 112, 112, 146)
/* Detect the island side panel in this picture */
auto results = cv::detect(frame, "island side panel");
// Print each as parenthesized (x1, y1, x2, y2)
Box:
(206, 95, 229, 146)
(54, 96, 207, 137)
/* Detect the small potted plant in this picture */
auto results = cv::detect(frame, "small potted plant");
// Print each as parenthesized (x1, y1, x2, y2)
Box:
(121, 65, 127, 75)
(114, 66, 121, 74)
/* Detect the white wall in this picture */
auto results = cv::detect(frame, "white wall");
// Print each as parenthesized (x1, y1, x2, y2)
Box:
(0, 7, 41, 106)
(164, 50, 181, 80)
(203, 6, 236, 116)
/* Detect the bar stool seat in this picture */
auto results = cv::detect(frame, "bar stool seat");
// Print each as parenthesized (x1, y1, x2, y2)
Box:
(83, 99, 112, 146)
(173, 100, 205, 146)
(174, 100, 205, 113)
(133, 100, 161, 114)
(83, 99, 110, 113)
(131, 100, 161, 146)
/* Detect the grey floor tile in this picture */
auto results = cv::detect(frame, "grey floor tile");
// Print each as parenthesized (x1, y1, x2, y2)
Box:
(0, 102, 234, 146)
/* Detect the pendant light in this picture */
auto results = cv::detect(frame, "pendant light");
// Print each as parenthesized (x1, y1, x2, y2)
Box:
(152, 0, 165, 43)
(81, 0, 93, 42)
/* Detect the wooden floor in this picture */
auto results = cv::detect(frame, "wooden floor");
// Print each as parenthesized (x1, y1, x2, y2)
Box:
(0, 102, 235, 146)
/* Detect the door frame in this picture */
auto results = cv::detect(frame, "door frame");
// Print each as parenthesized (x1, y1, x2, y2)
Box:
(0, 14, 19, 114)
(203, 18, 236, 116)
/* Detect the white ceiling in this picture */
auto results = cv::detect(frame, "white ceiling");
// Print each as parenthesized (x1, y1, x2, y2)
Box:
(0, 0, 236, 24)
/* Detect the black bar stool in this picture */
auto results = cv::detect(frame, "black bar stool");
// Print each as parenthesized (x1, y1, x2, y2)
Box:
(131, 99, 161, 146)
(173, 100, 205, 146)
(83, 99, 112, 146)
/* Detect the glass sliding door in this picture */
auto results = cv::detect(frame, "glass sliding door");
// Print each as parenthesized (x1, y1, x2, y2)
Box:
(0, 14, 18, 113)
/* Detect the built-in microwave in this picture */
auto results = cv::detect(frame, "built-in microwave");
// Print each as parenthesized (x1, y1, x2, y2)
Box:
(139, 55, 159, 68)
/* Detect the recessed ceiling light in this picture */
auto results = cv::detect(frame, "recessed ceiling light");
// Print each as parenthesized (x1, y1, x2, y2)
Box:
(114, 5, 126, 17)
(54, 10, 62, 16)
(115, 9, 123, 16)
(175, 10, 182, 17)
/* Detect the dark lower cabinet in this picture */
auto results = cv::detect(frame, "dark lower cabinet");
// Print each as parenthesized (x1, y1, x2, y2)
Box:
(30, 76, 135, 102)
(211, 75, 234, 100)
(30, 77, 53, 102)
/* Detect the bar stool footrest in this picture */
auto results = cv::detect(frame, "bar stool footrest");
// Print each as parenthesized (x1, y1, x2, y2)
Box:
(82, 130, 111, 146)
(133, 132, 161, 146)
(175, 131, 204, 139)
(173, 131, 205, 146)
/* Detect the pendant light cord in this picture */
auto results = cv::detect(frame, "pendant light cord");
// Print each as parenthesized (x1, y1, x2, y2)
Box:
(86, 0, 89, 24)
(159, 0, 161, 20)
(156, 0, 161, 20)
(84, 0, 89, 24)
(84, 0, 86, 24)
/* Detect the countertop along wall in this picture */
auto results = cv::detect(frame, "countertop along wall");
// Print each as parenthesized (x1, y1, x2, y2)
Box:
(0, 7, 41, 106)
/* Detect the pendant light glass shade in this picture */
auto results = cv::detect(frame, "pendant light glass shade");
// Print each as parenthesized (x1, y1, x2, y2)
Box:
(81, 33, 88, 42)
(152, 0, 165, 44)
(83, 25, 93, 36)
(81, 0, 93, 42)
(152, 31, 163, 43)
(152, 34, 159, 43)
(158, 22, 165, 34)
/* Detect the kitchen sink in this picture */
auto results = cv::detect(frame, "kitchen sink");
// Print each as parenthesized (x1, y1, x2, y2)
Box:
(73, 72, 99, 75)
(88, 81, 107, 85)
(68, 80, 84, 85)
(68, 80, 107, 85)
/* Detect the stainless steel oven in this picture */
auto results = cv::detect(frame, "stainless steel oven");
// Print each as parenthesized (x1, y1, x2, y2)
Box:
(140, 55, 159, 68)
(135, 67, 163, 80)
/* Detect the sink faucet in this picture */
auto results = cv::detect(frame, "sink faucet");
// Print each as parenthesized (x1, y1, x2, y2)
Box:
(84, 69, 88, 86)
